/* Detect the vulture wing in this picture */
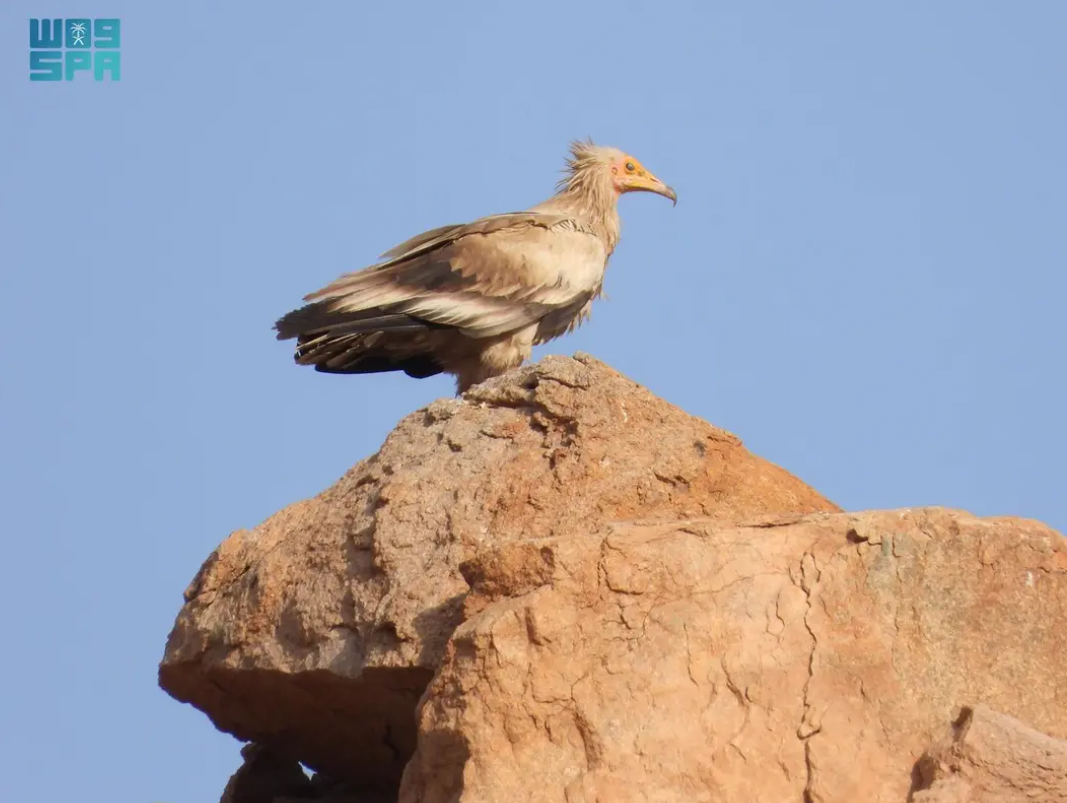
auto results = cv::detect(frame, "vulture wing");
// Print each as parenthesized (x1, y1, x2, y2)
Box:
(274, 212, 607, 378)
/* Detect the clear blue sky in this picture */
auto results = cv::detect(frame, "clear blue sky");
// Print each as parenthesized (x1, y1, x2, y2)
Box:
(2, 2, 1064, 801)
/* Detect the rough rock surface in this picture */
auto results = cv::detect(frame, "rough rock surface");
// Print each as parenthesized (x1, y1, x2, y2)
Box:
(158, 354, 1067, 802)
(913, 705, 1067, 802)
(159, 354, 837, 792)
(218, 743, 314, 803)
(398, 508, 1067, 803)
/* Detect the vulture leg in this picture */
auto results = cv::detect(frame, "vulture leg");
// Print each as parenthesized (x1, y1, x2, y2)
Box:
(449, 324, 537, 394)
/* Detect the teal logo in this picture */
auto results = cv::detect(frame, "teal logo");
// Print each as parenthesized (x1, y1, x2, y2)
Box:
(30, 18, 120, 81)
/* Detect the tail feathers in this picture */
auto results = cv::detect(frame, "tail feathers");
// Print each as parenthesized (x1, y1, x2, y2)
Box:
(276, 301, 446, 380)
(275, 300, 438, 341)
(313, 353, 443, 379)
(296, 330, 443, 378)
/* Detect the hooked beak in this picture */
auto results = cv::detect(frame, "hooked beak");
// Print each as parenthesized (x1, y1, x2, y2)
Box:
(627, 173, 677, 206)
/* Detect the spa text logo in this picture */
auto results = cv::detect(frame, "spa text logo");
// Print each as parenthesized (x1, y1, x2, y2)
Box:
(30, 18, 121, 81)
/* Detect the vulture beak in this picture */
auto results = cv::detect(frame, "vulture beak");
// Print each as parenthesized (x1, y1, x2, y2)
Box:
(657, 180, 678, 206)
(628, 173, 677, 206)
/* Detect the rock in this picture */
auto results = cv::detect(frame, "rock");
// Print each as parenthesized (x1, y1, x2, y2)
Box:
(158, 354, 837, 794)
(399, 508, 1067, 803)
(217, 744, 393, 803)
(158, 354, 1067, 802)
(218, 744, 313, 803)
(913, 705, 1067, 802)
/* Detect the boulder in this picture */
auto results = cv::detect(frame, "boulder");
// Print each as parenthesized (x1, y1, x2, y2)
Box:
(913, 705, 1067, 802)
(400, 508, 1067, 802)
(158, 354, 1067, 802)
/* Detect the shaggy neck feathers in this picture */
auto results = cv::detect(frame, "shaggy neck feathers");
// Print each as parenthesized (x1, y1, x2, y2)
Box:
(539, 140, 622, 252)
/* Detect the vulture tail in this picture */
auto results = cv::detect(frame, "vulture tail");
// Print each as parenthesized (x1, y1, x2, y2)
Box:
(273, 301, 446, 379)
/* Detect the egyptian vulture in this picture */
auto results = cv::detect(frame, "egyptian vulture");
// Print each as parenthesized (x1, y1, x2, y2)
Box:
(274, 140, 676, 393)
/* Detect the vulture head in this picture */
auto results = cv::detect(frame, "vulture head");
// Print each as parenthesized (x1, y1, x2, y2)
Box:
(562, 140, 677, 206)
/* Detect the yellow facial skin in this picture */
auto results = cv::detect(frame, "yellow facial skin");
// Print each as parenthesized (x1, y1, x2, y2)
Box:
(613, 155, 677, 204)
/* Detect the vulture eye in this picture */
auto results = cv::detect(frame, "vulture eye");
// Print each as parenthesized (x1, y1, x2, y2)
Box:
(625, 162, 636, 172)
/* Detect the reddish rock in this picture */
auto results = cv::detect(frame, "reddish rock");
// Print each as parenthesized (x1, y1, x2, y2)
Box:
(159, 354, 837, 793)
(157, 355, 1067, 802)
(401, 507, 1067, 801)
(400, 509, 1067, 803)
(914, 705, 1067, 802)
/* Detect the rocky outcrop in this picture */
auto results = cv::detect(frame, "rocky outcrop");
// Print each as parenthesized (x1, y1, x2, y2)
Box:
(158, 354, 1067, 802)
(913, 705, 1067, 802)
(401, 508, 1067, 802)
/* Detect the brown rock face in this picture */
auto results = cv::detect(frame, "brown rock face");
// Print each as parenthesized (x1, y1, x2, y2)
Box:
(158, 354, 1067, 802)
(913, 705, 1067, 802)
(400, 508, 1067, 803)
(159, 355, 836, 792)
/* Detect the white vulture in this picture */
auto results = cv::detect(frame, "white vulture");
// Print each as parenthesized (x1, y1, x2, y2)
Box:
(274, 140, 676, 393)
